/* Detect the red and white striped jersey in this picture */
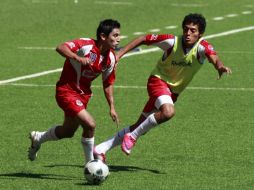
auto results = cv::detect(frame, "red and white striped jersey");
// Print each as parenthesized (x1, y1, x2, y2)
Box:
(57, 38, 117, 95)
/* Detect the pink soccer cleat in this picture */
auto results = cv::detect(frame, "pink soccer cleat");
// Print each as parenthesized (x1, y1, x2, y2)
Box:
(121, 133, 136, 155)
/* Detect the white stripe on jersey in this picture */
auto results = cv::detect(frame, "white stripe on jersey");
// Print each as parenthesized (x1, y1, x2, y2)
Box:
(70, 59, 82, 89)
(80, 38, 91, 41)
(197, 45, 206, 64)
(70, 43, 93, 91)
(102, 51, 115, 81)
(78, 45, 93, 57)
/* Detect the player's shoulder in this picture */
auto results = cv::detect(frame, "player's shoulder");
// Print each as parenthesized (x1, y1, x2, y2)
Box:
(199, 39, 214, 49)
(198, 39, 216, 55)
(78, 38, 96, 45)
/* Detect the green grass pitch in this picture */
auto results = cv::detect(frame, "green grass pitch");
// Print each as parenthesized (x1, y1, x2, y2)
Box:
(0, 0, 254, 189)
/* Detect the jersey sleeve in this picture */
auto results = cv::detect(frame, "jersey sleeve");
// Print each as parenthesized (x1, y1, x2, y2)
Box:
(198, 40, 217, 63)
(144, 34, 175, 51)
(102, 51, 117, 86)
(64, 38, 94, 54)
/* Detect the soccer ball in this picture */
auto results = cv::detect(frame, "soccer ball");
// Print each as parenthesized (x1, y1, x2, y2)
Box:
(84, 159, 109, 185)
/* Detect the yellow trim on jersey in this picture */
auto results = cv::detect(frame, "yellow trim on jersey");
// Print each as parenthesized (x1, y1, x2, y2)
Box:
(151, 36, 203, 94)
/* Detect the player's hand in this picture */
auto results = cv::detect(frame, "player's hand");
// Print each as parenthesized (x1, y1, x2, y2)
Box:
(80, 57, 93, 66)
(217, 66, 232, 79)
(110, 109, 120, 128)
(75, 56, 92, 66)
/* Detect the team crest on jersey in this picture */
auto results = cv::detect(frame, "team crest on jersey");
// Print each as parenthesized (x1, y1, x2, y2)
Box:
(89, 52, 97, 63)
(150, 34, 158, 41)
(76, 99, 83, 107)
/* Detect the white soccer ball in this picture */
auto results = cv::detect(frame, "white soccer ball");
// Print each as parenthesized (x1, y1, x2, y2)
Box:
(84, 159, 109, 185)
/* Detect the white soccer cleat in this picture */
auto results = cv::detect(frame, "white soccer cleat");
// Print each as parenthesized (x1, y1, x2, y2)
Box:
(28, 131, 41, 161)
(93, 147, 106, 163)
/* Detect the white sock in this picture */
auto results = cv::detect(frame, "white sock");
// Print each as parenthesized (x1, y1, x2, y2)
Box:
(81, 137, 94, 163)
(131, 114, 157, 140)
(95, 127, 130, 154)
(38, 126, 59, 144)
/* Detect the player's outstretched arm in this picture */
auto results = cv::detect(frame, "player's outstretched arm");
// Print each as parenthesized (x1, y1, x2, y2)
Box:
(208, 54, 232, 79)
(116, 35, 146, 61)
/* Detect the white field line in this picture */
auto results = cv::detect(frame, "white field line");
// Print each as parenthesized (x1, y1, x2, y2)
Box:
(18, 47, 55, 50)
(4, 83, 254, 91)
(204, 26, 254, 39)
(94, 1, 132, 5)
(0, 68, 62, 85)
(171, 3, 207, 7)
(1, 26, 254, 85)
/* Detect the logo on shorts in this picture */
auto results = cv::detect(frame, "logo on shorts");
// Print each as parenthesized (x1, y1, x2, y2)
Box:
(76, 99, 83, 107)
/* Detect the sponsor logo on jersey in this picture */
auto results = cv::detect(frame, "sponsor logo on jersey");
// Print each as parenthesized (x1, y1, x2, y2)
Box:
(76, 99, 83, 107)
(171, 60, 191, 67)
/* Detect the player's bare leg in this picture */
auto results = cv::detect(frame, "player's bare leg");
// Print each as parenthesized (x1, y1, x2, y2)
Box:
(122, 103, 175, 155)
(28, 115, 81, 161)
(77, 109, 96, 164)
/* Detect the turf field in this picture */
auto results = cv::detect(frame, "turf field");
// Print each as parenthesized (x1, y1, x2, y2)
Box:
(0, 0, 254, 189)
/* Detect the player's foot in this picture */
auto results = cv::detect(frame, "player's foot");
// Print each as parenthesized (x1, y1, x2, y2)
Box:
(93, 147, 106, 163)
(121, 133, 136, 155)
(28, 131, 41, 161)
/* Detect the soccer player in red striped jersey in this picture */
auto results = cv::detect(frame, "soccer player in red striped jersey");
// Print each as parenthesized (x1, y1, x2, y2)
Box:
(94, 13, 232, 160)
(28, 19, 121, 164)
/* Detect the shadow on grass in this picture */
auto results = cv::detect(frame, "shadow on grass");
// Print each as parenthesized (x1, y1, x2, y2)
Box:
(0, 165, 165, 186)
(109, 165, 165, 174)
(44, 164, 165, 174)
(0, 172, 80, 181)
(75, 165, 166, 186)
(0, 172, 106, 186)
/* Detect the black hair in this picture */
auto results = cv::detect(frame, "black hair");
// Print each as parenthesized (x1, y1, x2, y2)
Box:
(96, 19, 120, 40)
(182, 13, 206, 34)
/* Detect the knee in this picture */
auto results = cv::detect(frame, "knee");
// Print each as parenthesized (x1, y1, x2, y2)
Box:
(82, 121, 96, 138)
(81, 120, 96, 132)
(87, 120, 96, 130)
(161, 106, 175, 121)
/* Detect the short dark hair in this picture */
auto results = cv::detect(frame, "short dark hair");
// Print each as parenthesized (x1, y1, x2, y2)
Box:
(182, 13, 206, 34)
(96, 19, 120, 40)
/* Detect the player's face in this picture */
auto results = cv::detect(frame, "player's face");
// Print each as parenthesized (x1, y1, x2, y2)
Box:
(106, 28, 121, 49)
(182, 23, 202, 47)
